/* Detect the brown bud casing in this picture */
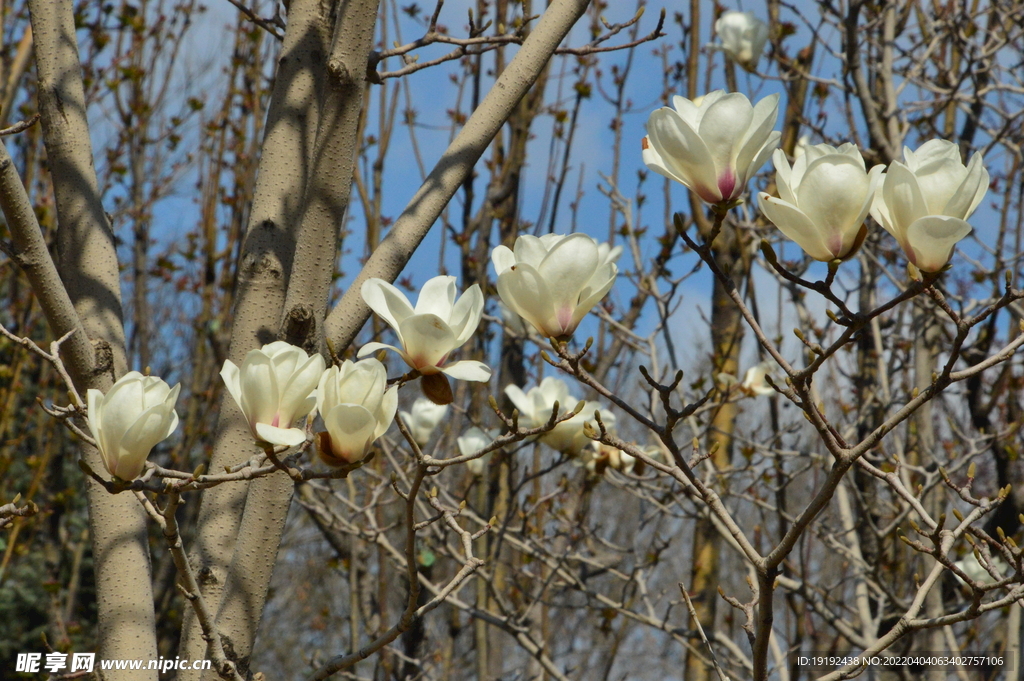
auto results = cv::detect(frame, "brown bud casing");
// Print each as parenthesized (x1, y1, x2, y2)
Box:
(421, 373, 454, 405)
(316, 431, 354, 467)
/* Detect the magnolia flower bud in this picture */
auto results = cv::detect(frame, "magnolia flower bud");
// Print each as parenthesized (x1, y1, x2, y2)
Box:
(491, 233, 621, 339)
(759, 143, 883, 261)
(87, 372, 180, 480)
(643, 90, 780, 205)
(870, 139, 989, 272)
(220, 341, 325, 447)
(457, 426, 498, 475)
(399, 398, 449, 446)
(316, 358, 397, 465)
(359, 276, 491, 383)
(504, 377, 615, 455)
(714, 11, 769, 71)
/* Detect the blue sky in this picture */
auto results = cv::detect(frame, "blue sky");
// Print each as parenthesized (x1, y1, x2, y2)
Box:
(84, 0, 1017, 386)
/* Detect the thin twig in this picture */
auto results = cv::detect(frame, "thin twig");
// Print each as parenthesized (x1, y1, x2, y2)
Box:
(222, 0, 283, 40)
(679, 583, 732, 681)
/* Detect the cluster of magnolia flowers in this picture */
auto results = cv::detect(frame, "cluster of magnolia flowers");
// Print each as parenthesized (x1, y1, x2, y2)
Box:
(85, 84, 987, 483)
(643, 91, 989, 273)
(85, 234, 624, 481)
(86, 344, 399, 481)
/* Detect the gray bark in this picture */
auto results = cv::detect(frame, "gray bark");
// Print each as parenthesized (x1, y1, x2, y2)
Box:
(28, 0, 157, 675)
(322, 0, 594, 353)
(206, 2, 382, 671)
(178, 0, 334, 672)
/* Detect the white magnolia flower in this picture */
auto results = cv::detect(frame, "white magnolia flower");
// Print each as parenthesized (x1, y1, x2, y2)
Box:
(759, 143, 883, 261)
(504, 377, 615, 455)
(457, 426, 498, 475)
(714, 11, 769, 71)
(316, 358, 397, 465)
(643, 90, 781, 205)
(221, 341, 325, 447)
(870, 139, 989, 272)
(954, 551, 1007, 586)
(359, 276, 490, 382)
(87, 372, 180, 480)
(741, 361, 777, 396)
(583, 442, 636, 475)
(492, 233, 621, 339)
(399, 398, 449, 446)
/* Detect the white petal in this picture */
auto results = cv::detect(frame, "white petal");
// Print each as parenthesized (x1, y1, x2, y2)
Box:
(538, 377, 571, 414)
(907, 139, 960, 168)
(397, 314, 457, 371)
(410, 397, 447, 426)
(836, 143, 865, 168)
(357, 341, 404, 359)
(414, 276, 457, 318)
(239, 349, 280, 426)
(742, 131, 782, 188)
(795, 154, 870, 247)
(942, 152, 987, 219)
(512, 234, 552, 268)
(162, 383, 181, 413)
(857, 165, 886, 228)
(361, 278, 414, 334)
(374, 386, 399, 440)
(537, 234, 601, 322)
(772, 149, 796, 205)
(698, 93, 755, 183)
(141, 375, 173, 404)
(646, 107, 719, 202)
(599, 243, 623, 265)
(964, 153, 989, 218)
(671, 95, 703, 128)
(883, 162, 929, 236)
(87, 387, 117, 474)
(734, 93, 780, 183)
(457, 427, 492, 457)
(496, 264, 559, 337)
(254, 423, 307, 447)
(341, 360, 387, 410)
(97, 374, 146, 458)
(541, 415, 586, 453)
(116, 405, 177, 479)
(220, 359, 243, 413)
(323, 404, 377, 462)
(758, 194, 834, 261)
(869, 173, 895, 235)
(572, 263, 617, 330)
(277, 353, 326, 423)
(503, 385, 534, 421)
(86, 388, 104, 444)
(915, 156, 967, 215)
(642, 141, 690, 188)
(440, 360, 492, 382)
(316, 365, 340, 417)
(448, 284, 484, 346)
(267, 343, 303, 380)
(491, 245, 516, 274)
(903, 215, 972, 272)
